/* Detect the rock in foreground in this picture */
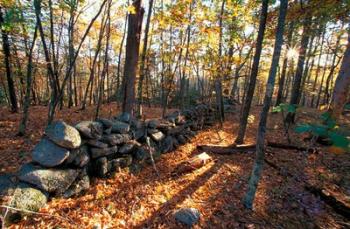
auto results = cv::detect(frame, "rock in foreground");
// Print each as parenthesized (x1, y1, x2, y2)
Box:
(174, 208, 201, 227)
(45, 121, 81, 149)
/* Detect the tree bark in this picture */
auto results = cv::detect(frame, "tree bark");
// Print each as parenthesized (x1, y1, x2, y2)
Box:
(18, 26, 38, 136)
(243, 0, 287, 209)
(0, 7, 18, 112)
(122, 0, 144, 115)
(328, 26, 350, 120)
(235, 0, 269, 144)
(285, 14, 311, 123)
(136, 0, 154, 117)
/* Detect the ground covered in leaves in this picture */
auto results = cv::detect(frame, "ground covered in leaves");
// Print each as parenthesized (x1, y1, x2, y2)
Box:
(0, 103, 349, 228)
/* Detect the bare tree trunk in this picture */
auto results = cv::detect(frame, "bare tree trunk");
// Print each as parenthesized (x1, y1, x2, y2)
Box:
(285, 14, 311, 123)
(275, 22, 294, 106)
(316, 52, 330, 108)
(136, 0, 154, 117)
(235, 0, 269, 144)
(243, 0, 288, 209)
(18, 26, 38, 136)
(328, 26, 350, 120)
(310, 29, 326, 107)
(95, 0, 112, 119)
(117, 6, 129, 102)
(179, 0, 193, 110)
(0, 7, 18, 112)
(122, 0, 144, 115)
(323, 30, 343, 105)
(215, 0, 226, 125)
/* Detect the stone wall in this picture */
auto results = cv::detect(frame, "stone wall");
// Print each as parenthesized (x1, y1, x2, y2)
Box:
(0, 104, 215, 223)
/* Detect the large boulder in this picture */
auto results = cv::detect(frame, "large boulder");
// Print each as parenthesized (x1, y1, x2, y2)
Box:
(75, 121, 103, 139)
(101, 134, 131, 145)
(97, 118, 113, 129)
(18, 163, 79, 195)
(174, 208, 200, 227)
(86, 139, 108, 148)
(111, 121, 130, 134)
(90, 146, 118, 159)
(45, 121, 81, 149)
(32, 137, 70, 167)
(4, 183, 48, 224)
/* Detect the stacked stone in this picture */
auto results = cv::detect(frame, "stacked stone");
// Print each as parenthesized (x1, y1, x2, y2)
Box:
(0, 104, 215, 224)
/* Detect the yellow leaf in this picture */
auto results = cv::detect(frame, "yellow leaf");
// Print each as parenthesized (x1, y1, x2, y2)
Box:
(127, 5, 136, 14)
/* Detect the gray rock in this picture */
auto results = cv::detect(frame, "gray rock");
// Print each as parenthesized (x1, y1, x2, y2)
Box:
(86, 139, 108, 148)
(174, 208, 200, 227)
(111, 121, 130, 134)
(115, 112, 131, 123)
(101, 134, 131, 145)
(18, 163, 79, 195)
(175, 115, 186, 125)
(32, 137, 70, 167)
(45, 121, 81, 149)
(95, 157, 108, 177)
(148, 119, 160, 129)
(63, 175, 90, 198)
(130, 118, 143, 130)
(160, 136, 174, 153)
(66, 145, 90, 168)
(4, 183, 48, 224)
(0, 174, 16, 197)
(133, 128, 146, 141)
(150, 131, 165, 142)
(75, 121, 103, 139)
(119, 142, 136, 154)
(109, 155, 133, 171)
(133, 146, 149, 162)
(90, 146, 118, 159)
(97, 118, 114, 129)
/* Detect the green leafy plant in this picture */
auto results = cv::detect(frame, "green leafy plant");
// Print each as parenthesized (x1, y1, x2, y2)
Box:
(295, 112, 350, 152)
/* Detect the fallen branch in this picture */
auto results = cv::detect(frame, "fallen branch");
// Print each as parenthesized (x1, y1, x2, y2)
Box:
(304, 186, 350, 219)
(0, 205, 75, 225)
(197, 141, 314, 154)
(263, 159, 350, 220)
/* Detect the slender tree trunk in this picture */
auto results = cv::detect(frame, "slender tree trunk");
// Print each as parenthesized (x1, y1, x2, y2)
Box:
(117, 7, 129, 102)
(316, 53, 330, 108)
(310, 30, 326, 107)
(215, 0, 226, 124)
(96, 0, 112, 119)
(18, 26, 38, 136)
(323, 31, 343, 105)
(328, 27, 350, 120)
(285, 14, 311, 123)
(136, 0, 154, 117)
(275, 22, 294, 106)
(122, 0, 144, 115)
(0, 7, 18, 112)
(179, 0, 193, 110)
(243, 0, 288, 209)
(235, 0, 269, 144)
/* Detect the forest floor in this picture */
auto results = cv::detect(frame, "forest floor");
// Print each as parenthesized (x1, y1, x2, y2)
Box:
(0, 103, 349, 228)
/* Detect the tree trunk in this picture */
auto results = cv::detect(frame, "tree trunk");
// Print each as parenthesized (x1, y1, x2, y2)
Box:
(122, 0, 144, 115)
(285, 14, 311, 123)
(328, 26, 350, 120)
(235, 0, 269, 144)
(243, 0, 287, 209)
(18, 26, 38, 136)
(275, 22, 294, 106)
(0, 7, 18, 112)
(136, 0, 154, 117)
